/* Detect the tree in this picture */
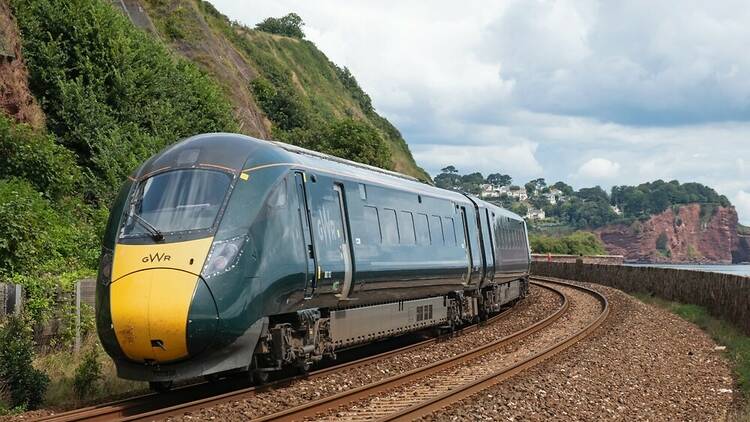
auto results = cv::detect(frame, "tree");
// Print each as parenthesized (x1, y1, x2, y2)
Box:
(577, 186, 609, 202)
(255, 13, 305, 39)
(460, 172, 485, 194)
(552, 181, 574, 196)
(441, 165, 458, 174)
(486, 173, 512, 187)
(525, 178, 546, 196)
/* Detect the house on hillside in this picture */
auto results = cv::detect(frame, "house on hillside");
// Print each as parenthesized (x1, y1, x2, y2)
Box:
(526, 208, 546, 220)
(543, 188, 565, 205)
(508, 188, 528, 201)
(480, 184, 510, 199)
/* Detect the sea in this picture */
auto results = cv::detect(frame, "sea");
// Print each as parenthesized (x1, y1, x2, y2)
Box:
(625, 263, 750, 278)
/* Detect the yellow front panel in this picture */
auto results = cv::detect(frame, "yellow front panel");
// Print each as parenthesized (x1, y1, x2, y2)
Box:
(111, 237, 214, 281)
(110, 237, 214, 362)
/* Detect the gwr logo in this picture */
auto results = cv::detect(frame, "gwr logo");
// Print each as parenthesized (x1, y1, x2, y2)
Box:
(141, 253, 171, 263)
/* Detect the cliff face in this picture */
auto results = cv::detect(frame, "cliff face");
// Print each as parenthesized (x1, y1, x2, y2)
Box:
(0, 1, 44, 128)
(596, 204, 743, 263)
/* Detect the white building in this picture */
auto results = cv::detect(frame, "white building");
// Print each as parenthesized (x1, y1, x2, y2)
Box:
(526, 208, 546, 220)
(508, 188, 528, 201)
(479, 184, 511, 199)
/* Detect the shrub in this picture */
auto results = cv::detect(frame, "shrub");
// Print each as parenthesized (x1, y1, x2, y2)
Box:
(530, 231, 606, 255)
(255, 13, 305, 39)
(73, 346, 101, 400)
(250, 77, 310, 130)
(0, 115, 81, 199)
(0, 316, 49, 410)
(656, 232, 669, 252)
(277, 119, 392, 169)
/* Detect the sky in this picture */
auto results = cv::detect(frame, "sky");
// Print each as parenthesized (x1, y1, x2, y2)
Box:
(211, 0, 750, 224)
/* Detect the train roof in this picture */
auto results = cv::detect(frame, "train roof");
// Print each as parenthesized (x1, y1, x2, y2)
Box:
(136, 133, 525, 221)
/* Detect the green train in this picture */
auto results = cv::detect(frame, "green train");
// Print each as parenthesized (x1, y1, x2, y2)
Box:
(96, 133, 530, 391)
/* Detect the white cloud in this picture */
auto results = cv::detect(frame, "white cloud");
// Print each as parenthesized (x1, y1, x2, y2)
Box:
(210, 1, 750, 223)
(413, 141, 543, 181)
(735, 191, 750, 225)
(576, 158, 621, 180)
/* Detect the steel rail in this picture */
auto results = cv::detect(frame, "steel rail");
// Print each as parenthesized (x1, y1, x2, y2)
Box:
(35, 292, 522, 422)
(378, 277, 609, 421)
(251, 281, 570, 422)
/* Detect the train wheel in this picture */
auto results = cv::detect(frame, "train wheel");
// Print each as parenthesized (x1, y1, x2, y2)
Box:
(149, 381, 173, 393)
(251, 370, 270, 385)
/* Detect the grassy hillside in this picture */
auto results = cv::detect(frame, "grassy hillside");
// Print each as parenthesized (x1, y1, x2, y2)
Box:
(137, 0, 429, 180)
(0, 0, 429, 335)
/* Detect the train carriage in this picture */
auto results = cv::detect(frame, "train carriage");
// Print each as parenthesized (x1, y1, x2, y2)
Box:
(96, 133, 530, 390)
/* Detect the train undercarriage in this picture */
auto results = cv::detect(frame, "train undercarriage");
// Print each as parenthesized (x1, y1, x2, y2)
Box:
(250, 278, 528, 379)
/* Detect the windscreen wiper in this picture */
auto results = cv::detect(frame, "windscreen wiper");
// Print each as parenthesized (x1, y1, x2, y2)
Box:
(130, 213, 164, 242)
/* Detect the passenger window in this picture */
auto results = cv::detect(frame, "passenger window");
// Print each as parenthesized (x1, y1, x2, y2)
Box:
(431, 215, 444, 244)
(381, 208, 399, 244)
(415, 213, 430, 245)
(363, 206, 381, 243)
(399, 211, 416, 244)
(443, 217, 457, 245)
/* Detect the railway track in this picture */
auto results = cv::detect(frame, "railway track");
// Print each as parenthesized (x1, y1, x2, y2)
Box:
(36, 290, 532, 422)
(253, 278, 608, 422)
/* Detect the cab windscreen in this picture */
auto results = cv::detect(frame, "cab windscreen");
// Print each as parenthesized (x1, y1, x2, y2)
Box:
(121, 169, 232, 239)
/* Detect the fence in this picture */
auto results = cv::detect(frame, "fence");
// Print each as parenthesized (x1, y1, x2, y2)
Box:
(532, 261, 750, 335)
(1, 279, 96, 353)
(0, 283, 22, 317)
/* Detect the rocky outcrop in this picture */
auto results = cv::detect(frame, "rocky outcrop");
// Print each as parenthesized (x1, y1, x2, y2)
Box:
(0, 1, 44, 128)
(596, 204, 743, 263)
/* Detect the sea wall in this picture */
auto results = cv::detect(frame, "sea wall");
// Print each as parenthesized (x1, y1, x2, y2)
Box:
(532, 262, 750, 335)
(531, 254, 624, 265)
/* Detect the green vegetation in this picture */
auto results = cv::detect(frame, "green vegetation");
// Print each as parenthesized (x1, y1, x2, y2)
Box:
(611, 180, 730, 219)
(36, 340, 144, 409)
(634, 294, 750, 410)
(255, 12, 305, 39)
(740, 224, 750, 236)
(73, 346, 102, 400)
(13, 0, 237, 201)
(529, 231, 606, 255)
(655, 232, 669, 253)
(0, 317, 49, 411)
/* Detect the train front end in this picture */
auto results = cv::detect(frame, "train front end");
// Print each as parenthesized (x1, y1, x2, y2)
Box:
(95, 134, 276, 388)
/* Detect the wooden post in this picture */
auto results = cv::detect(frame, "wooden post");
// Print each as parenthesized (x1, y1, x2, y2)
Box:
(75, 280, 81, 354)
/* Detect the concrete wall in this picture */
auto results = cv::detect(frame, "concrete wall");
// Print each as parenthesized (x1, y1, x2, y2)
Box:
(531, 254, 624, 265)
(532, 262, 750, 335)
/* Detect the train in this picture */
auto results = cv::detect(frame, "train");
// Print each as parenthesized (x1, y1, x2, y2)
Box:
(95, 133, 531, 391)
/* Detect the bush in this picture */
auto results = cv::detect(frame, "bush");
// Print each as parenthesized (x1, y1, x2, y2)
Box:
(73, 346, 101, 400)
(250, 77, 310, 130)
(0, 316, 49, 410)
(277, 119, 392, 169)
(0, 115, 81, 199)
(530, 231, 606, 255)
(255, 13, 305, 39)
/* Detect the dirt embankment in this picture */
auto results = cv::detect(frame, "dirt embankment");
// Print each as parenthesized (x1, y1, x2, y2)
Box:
(0, 0, 44, 128)
(597, 203, 743, 263)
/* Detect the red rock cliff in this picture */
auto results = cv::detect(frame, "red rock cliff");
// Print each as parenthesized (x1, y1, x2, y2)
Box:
(596, 204, 742, 263)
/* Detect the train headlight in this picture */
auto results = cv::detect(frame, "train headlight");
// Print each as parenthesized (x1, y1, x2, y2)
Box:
(98, 249, 113, 286)
(202, 236, 246, 279)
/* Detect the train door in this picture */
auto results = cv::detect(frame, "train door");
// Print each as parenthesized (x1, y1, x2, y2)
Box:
(294, 172, 317, 298)
(484, 208, 496, 281)
(307, 178, 354, 300)
(459, 206, 473, 284)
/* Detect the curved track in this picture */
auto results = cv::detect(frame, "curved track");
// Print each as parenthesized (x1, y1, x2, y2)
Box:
(36, 295, 526, 422)
(253, 278, 608, 422)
